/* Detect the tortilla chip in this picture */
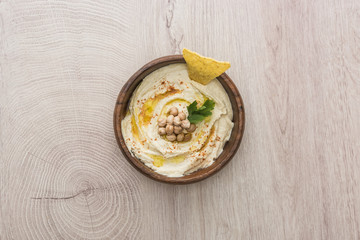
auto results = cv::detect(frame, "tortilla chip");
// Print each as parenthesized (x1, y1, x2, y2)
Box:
(183, 48, 231, 85)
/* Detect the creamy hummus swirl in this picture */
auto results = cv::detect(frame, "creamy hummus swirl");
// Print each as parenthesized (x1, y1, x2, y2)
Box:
(121, 64, 233, 177)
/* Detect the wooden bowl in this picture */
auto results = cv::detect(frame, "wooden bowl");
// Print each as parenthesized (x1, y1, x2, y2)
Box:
(114, 55, 245, 184)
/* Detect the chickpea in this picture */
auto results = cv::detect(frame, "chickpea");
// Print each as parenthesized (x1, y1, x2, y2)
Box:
(158, 127, 166, 136)
(187, 124, 196, 133)
(157, 117, 166, 127)
(166, 134, 176, 142)
(166, 115, 174, 124)
(178, 112, 186, 120)
(181, 119, 191, 129)
(166, 124, 174, 135)
(169, 107, 178, 116)
(174, 126, 183, 134)
(173, 116, 181, 126)
(183, 133, 192, 142)
(177, 133, 184, 142)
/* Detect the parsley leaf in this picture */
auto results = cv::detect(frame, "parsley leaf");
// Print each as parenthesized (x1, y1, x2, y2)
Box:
(187, 101, 198, 115)
(186, 99, 215, 124)
(202, 100, 215, 111)
(188, 114, 205, 124)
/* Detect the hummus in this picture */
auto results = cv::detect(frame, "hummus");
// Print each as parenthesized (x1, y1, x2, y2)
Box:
(121, 63, 234, 177)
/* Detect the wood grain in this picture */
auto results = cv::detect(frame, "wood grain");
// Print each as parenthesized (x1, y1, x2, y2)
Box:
(1, 0, 360, 239)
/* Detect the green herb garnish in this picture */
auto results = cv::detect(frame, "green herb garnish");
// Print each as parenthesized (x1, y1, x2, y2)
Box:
(187, 99, 215, 124)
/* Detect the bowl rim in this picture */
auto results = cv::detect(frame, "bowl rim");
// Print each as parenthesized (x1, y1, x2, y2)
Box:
(114, 55, 245, 184)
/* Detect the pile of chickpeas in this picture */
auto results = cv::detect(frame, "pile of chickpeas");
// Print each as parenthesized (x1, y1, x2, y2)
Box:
(157, 107, 196, 142)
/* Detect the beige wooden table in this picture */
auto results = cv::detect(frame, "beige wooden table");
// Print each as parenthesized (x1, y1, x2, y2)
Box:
(1, 0, 360, 239)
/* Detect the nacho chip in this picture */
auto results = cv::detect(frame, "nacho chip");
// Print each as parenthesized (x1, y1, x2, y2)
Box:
(183, 48, 231, 85)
